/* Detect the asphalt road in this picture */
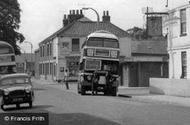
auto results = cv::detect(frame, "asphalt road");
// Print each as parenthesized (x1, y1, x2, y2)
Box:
(1, 80, 190, 125)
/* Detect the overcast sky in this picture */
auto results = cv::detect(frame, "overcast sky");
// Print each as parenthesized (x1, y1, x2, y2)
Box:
(18, 0, 189, 52)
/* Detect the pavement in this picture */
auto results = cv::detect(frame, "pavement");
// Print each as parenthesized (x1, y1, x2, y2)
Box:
(32, 78, 190, 107)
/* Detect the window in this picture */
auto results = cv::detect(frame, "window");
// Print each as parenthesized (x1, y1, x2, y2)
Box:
(40, 47, 42, 57)
(39, 64, 42, 75)
(42, 63, 45, 75)
(42, 45, 45, 57)
(181, 51, 187, 78)
(72, 38, 80, 52)
(180, 9, 186, 36)
(50, 63, 53, 75)
(50, 43, 52, 56)
(47, 44, 49, 56)
(87, 37, 119, 48)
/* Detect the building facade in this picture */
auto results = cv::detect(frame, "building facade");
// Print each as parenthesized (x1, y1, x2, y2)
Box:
(163, 4, 190, 79)
(15, 53, 35, 73)
(36, 9, 168, 87)
(121, 39, 168, 87)
(37, 10, 130, 82)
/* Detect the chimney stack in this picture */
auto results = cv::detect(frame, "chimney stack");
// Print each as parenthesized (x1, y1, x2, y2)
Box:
(63, 14, 68, 27)
(102, 10, 110, 22)
(63, 9, 84, 27)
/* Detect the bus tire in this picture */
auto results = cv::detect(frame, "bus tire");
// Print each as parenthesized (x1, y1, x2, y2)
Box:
(112, 87, 117, 96)
(77, 84, 81, 94)
(81, 86, 86, 95)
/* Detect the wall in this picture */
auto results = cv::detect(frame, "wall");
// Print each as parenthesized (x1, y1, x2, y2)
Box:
(170, 8, 190, 49)
(150, 78, 190, 97)
(119, 37, 131, 58)
(169, 48, 190, 79)
(166, 5, 190, 79)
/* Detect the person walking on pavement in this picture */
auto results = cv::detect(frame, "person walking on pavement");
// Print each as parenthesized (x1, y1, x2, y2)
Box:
(64, 69, 69, 89)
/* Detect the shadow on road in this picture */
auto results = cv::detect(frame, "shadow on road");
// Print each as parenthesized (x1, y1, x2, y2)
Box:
(2, 104, 54, 112)
(33, 87, 47, 91)
(49, 112, 121, 125)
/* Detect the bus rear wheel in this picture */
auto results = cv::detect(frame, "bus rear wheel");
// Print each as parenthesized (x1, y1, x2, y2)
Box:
(81, 86, 86, 95)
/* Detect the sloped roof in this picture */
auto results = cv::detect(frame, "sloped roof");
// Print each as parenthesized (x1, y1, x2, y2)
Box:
(40, 17, 128, 45)
(131, 39, 168, 55)
(59, 21, 129, 37)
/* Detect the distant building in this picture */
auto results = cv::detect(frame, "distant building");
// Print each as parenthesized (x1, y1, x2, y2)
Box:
(34, 49, 40, 78)
(15, 53, 35, 73)
(163, 4, 190, 79)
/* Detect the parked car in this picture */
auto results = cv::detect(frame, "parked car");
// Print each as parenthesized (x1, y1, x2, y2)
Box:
(0, 73, 34, 110)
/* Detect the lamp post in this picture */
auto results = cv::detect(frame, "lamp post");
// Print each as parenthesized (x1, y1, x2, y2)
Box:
(82, 7, 100, 30)
(24, 41, 33, 73)
(165, 0, 168, 7)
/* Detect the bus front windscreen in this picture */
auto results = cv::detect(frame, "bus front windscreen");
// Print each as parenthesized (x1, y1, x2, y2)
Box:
(87, 37, 119, 48)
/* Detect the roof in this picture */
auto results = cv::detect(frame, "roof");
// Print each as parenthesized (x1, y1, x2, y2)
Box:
(87, 30, 118, 40)
(0, 73, 29, 80)
(59, 21, 128, 37)
(167, 3, 190, 13)
(131, 39, 168, 55)
(39, 17, 128, 45)
(0, 41, 14, 52)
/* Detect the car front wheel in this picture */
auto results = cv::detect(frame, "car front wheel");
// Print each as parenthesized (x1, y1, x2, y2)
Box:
(1, 104, 4, 110)
(29, 101, 33, 108)
(16, 104, 20, 109)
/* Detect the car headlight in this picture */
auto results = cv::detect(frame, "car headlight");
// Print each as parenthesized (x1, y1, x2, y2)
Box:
(110, 50, 118, 58)
(80, 76, 84, 82)
(86, 75, 92, 81)
(87, 48, 94, 56)
(25, 86, 32, 93)
(4, 89, 9, 95)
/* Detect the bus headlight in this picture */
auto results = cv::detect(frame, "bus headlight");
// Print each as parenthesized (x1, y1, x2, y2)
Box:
(25, 86, 32, 93)
(87, 48, 94, 56)
(13, 66, 17, 73)
(110, 50, 117, 58)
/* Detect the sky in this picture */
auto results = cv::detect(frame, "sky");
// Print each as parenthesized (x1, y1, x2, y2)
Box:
(17, 0, 189, 53)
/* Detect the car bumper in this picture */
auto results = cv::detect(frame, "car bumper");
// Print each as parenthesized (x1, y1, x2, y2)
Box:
(2, 94, 33, 105)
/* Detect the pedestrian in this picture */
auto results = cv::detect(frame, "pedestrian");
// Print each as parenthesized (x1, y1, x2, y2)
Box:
(64, 69, 69, 89)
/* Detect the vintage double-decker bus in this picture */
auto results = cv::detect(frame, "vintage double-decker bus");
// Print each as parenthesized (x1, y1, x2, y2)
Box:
(0, 41, 16, 76)
(78, 30, 120, 96)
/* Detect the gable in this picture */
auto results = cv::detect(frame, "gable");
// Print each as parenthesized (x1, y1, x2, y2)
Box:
(58, 21, 128, 38)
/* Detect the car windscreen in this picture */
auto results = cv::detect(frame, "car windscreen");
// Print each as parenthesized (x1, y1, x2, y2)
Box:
(0, 77, 30, 86)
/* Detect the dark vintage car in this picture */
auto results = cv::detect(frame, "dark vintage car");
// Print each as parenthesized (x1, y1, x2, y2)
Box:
(0, 73, 34, 110)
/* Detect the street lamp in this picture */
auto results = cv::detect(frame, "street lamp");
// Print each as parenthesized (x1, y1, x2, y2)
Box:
(24, 41, 33, 59)
(82, 7, 100, 29)
(165, 0, 168, 7)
